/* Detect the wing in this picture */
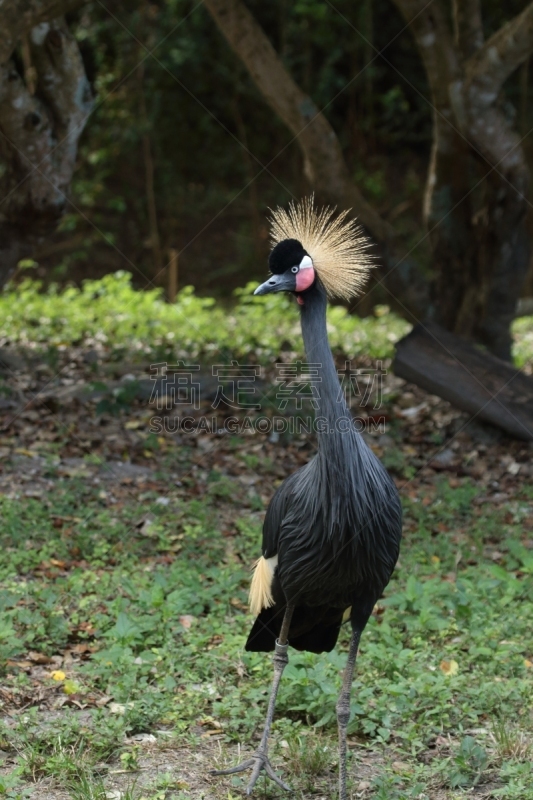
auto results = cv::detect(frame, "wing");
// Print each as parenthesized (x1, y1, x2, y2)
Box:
(261, 467, 305, 558)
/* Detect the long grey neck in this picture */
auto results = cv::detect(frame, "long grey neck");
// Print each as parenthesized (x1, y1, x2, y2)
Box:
(299, 282, 358, 463)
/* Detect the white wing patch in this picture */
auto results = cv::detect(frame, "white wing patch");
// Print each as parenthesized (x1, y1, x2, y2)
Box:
(249, 555, 278, 616)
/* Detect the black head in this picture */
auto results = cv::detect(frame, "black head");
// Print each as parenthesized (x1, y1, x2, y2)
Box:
(268, 239, 307, 274)
(255, 238, 316, 297)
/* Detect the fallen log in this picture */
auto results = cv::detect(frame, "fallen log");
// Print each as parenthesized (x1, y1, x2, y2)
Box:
(393, 322, 533, 441)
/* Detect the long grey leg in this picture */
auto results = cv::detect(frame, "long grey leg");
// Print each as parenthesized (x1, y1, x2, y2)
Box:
(211, 605, 295, 795)
(336, 628, 361, 800)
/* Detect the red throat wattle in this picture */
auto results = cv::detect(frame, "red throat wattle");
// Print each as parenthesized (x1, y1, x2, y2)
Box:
(295, 266, 315, 293)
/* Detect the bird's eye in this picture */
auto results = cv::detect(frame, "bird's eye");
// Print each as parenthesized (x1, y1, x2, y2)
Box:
(291, 266, 299, 274)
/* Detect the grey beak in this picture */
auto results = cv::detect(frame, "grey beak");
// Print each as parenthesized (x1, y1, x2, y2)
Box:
(254, 272, 296, 295)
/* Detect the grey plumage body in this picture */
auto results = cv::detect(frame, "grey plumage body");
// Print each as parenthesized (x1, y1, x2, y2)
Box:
(246, 281, 401, 652)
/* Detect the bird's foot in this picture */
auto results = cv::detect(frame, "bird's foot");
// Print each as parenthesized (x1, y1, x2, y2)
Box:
(211, 749, 291, 795)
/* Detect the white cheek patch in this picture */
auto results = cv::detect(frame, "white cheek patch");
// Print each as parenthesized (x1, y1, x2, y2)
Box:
(299, 255, 313, 269)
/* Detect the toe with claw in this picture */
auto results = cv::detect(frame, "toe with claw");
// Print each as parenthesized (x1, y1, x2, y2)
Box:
(211, 749, 292, 794)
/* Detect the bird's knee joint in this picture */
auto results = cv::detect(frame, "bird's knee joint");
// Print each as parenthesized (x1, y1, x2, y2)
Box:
(336, 701, 350, 728)
(273, 639, 289, 668)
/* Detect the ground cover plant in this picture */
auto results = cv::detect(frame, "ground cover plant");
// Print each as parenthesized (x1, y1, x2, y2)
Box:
(0, 276, 532, 799)
(0, 273, 410, 362)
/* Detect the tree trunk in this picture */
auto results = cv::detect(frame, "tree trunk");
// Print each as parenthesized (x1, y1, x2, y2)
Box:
(0, 17, 92, 286)
(393, 0, 533, 360)
(393, 322, 533, 440)
(479, 167, 530, 359)
(0, 0, 84, 62)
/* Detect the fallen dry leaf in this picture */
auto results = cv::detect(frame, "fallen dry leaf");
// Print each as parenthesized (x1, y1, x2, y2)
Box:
(110, 701, 134, 715)
(392, 760, 412, 773)
(28, 651, 53, 664)
(95, 695, 113, 707)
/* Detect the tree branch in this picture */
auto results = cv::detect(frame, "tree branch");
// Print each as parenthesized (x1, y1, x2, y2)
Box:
(391, 0, 470, 239)
(465, 2, 533, 101)
(452, 0, 483, 61)
(391, 0, 458, 107)
(0, 0, 85, 62)
(204, 0, 392, 242)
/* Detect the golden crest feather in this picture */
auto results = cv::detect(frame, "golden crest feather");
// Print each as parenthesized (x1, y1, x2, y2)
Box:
(269, 195, 373, 301)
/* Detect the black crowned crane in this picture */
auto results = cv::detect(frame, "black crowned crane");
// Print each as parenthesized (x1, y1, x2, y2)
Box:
(212, 198, 402, 799)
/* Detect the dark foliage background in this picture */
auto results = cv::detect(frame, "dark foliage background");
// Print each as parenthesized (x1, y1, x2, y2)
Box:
(25, 0, 527, 299)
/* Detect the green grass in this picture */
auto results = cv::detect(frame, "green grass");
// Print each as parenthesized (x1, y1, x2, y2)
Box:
(0, 472, 532, 797)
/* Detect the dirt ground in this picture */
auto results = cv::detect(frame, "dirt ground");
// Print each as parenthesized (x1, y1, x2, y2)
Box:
(0, 724, 506, 799)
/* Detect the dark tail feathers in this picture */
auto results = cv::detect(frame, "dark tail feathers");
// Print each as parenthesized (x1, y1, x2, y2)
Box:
(245, 603, 345, 654)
